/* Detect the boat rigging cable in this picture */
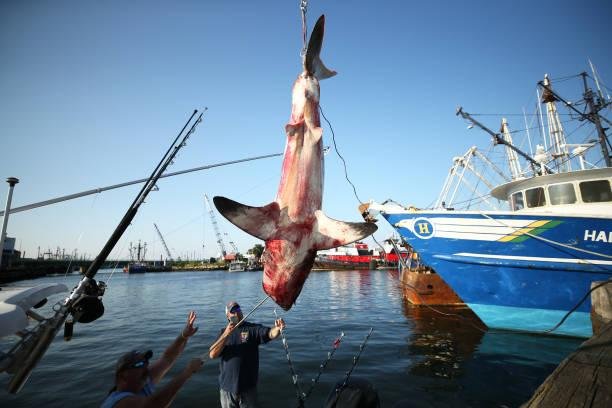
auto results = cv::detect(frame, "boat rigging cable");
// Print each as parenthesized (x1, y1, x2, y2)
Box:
(4, 109, 206, 393)
(0, 153, 283, 217)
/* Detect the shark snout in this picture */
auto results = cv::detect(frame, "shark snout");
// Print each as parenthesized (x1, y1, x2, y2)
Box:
(261, 240, 316, 310)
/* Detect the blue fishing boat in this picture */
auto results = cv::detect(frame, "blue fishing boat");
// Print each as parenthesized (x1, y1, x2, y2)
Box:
(365, 70, 612, 337)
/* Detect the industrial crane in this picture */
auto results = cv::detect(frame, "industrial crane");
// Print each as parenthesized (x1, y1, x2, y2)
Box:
(204, 194, 227, 260)
(224, 232, 240, 254)
(153, 223, 174, 262)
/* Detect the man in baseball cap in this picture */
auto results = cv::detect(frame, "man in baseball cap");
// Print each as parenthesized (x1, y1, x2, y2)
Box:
(101, 311, 204, 408)
(210, 300, 286, 407)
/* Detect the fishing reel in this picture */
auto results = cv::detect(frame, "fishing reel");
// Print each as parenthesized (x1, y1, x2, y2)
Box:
(64, 278, 106, 341)
(71, 278, 106, 323)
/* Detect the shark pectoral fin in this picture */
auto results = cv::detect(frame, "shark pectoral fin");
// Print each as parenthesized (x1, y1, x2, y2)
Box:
(313, 55, 337, 80)
(313, 210, 378, 250)
(213, 196, 280, 241)
(285, 123, 302, 137)
(285, 122, 323, 144)
(306, 125, 323, 144)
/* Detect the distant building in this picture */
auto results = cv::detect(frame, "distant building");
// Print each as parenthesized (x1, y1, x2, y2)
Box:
(1, 236, 21, 268)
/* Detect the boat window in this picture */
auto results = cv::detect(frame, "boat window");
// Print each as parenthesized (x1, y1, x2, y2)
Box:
(510, 191, 524, 210)
(579, 179, 612, 203)
(548, 183, 577, 205)
(525, 187, 546, 208)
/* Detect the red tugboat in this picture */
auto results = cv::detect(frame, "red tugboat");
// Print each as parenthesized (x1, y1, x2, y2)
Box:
(314, 241, 408, 270)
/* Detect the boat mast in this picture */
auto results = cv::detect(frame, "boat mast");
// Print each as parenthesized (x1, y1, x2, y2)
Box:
(500, 118, 523, 179)
(589, 59, 611, 106)
(537, 73, 611, 168)
(581, 72, 612, 167)
(540, 75, 571, 172)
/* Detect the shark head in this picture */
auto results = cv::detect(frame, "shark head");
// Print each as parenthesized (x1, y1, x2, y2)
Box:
(261, 237, 317, 310)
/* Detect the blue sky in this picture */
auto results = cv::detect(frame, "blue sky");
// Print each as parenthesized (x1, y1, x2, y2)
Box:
(1, 1, 611, 261)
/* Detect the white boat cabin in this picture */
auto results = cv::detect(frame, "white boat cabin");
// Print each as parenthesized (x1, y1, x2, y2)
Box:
(490, 168, 612, 216)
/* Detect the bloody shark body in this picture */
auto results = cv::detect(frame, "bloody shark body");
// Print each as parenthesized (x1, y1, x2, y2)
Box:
(214, 15, 377, 309)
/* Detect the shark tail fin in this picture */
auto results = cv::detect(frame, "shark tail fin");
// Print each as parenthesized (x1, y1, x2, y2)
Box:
(213, 196, 280, 241)
(305, 15, 337, 81)
(313, 210, 378, 250)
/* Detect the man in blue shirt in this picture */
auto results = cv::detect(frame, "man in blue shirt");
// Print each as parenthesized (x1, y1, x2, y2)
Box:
(209, 300, 285, 408)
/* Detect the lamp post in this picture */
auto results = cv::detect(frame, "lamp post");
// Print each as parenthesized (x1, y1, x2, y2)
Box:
(0, 177, 19, 271)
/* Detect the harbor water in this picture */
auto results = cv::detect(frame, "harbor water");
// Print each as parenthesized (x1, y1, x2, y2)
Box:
(0, 269, 583, 407)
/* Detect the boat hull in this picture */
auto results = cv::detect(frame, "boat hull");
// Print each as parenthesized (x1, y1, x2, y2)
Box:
(401, 268, 465, 306)
(313, 257, 376, 270)
(383, 211, 612, 337)
(125, 263, 171, 273)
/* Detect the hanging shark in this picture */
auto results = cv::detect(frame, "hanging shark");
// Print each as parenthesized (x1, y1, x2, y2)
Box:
(214, 15, 377, 310)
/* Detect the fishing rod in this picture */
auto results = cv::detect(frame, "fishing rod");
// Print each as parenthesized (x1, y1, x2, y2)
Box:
(301, 331, 345, 402)
(83, 109, 203, 279)
(327, 328, 374, 406)
(4, 109, 205, 393)
(273, 309, 306, 404)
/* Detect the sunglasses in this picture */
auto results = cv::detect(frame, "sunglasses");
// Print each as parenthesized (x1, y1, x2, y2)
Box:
(230, 307, 241, 313)
(128, 359, 149, 369)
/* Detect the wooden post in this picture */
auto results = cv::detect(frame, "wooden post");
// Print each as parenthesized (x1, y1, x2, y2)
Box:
(522, 321, 612, 407)
(591, 281, 612, 336)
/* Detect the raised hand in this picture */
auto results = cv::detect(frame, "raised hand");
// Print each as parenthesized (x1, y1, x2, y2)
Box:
(182, 310, 199, 338)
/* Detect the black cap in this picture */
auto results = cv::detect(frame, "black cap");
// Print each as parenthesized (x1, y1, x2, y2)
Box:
(225, 300, 240, 314)
(115, 350, 153, 373)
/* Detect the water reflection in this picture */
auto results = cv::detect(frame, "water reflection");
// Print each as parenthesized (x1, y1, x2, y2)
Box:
(402, 301, 486, 379)
(395, 298, 583, 408)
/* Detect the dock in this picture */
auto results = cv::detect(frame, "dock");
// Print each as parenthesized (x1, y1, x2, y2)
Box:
(522, 281, 612, 407)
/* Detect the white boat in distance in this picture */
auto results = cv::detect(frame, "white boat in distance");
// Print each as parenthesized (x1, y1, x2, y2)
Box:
(228, 260, 247, 272)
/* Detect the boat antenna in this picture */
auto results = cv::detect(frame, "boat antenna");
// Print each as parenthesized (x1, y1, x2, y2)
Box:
(456, 107, 554, 175)
(4, 109, 206, 393)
